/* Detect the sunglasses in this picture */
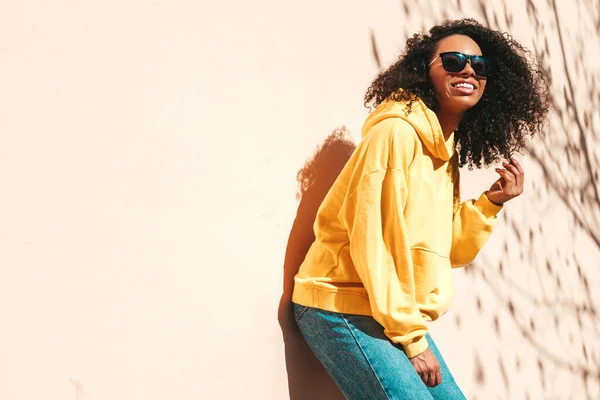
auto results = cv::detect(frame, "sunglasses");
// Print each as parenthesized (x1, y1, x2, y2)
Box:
(429, 51, 491, 77)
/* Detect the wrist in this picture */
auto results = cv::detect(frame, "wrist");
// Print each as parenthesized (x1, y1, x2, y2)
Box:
(402, 336, 429, 358)
(485, 191, 504, 206)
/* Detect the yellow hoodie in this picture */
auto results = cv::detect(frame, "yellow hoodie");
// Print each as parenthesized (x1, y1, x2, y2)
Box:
(292, 97, 503, 358)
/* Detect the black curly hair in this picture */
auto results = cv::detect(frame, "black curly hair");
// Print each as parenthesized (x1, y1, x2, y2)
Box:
(364, 18, 551, 168)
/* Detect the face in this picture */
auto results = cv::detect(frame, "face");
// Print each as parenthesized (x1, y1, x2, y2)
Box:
(428, 34, 487, 115)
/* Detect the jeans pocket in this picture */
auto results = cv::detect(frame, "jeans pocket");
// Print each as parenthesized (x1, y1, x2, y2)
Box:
(292, 303, 310, 322)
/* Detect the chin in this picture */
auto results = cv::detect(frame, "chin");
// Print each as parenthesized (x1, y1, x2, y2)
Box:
(450, 97, 480, 112)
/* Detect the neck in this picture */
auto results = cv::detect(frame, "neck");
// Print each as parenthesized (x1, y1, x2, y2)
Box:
(434, 109, 463, 140)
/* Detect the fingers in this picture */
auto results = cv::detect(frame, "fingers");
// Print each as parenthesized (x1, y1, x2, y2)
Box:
(496, 167, 515, 181)
(502, 160, 524, 188)
(511, 158, 525, 188)
(410, 348, 441, 387)
(489, 158, 525, 205)
(422, 371, 434, 387)
(427, 371, 435, 387)
(497, 158, 525, 195)
(495, 169, 515, 191)
(423, 367, 441, 387)
(435, 368, 442, 387)
(510, 157, 524, 174)
(502, 163, 520, 183)
(421, 371, 430, 386)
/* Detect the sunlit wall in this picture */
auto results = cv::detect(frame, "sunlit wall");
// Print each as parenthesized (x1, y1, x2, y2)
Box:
(0, 0, 598, 399)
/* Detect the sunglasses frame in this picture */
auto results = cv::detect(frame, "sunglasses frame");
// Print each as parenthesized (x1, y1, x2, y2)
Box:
(429, 51, 491, 77)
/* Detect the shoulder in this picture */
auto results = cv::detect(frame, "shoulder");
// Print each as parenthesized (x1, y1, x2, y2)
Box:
(363, 117, 418, 145)
(361, 118, 418, 170)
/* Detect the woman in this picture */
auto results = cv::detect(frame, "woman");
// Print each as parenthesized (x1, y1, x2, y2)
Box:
(291, 19, 550, 399)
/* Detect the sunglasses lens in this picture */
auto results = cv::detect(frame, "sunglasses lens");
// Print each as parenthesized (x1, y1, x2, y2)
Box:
(471, 57, 489, 76)
(441, 53, 466, 72)
(439, 53, 490, 76)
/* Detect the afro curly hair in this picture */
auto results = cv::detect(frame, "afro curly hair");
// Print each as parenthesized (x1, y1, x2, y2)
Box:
(364, 18, 551, 168)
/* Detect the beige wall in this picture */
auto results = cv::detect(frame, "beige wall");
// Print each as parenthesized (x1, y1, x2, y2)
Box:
(1, 0, 598, 399)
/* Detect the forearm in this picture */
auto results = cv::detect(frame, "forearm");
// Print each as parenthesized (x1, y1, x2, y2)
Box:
(450, 192, 503, 268)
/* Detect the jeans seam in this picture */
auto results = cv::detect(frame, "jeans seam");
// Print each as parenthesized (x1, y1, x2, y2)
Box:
(339, 313, 391, 400)
(294, 305, 309, 322)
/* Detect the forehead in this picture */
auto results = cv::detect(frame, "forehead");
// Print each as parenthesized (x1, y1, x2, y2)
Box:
(435, 34, 482, 55)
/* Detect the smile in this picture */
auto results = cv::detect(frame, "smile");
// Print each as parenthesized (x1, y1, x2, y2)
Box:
(451, 82, 475, 90)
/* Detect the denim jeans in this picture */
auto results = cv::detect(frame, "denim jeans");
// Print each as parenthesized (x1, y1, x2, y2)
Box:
(293, 303, 466, 400)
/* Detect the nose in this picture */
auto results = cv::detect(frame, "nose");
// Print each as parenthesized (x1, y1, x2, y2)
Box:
(459, 60, 476, 77)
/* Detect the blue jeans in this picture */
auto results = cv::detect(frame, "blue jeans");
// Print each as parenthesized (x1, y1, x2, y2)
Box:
(293, 303, 466, 400)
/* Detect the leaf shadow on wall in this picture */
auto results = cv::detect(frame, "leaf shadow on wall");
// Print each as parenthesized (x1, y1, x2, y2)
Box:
(366, 1, 600, 398)
(277, 128, 356, 400)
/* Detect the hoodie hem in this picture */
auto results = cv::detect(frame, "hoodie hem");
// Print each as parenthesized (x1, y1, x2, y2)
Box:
(291, 283, 374, 317)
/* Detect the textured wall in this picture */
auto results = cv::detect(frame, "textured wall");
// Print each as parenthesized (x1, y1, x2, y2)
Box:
(0, 0, 598, 399)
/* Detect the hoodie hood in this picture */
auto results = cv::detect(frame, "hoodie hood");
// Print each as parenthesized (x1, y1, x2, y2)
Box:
(361, 97, 455, 161)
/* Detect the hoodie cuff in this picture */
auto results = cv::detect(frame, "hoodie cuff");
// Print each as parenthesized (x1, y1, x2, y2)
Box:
(475, 192, 504, 218)
(402, 336, 429, 358)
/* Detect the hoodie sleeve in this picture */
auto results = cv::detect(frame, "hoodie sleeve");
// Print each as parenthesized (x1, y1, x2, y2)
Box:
(339, 122, 429, 358)
(450, 192, 503, 268)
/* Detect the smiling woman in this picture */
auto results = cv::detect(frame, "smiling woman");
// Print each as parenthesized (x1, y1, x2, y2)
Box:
(291, 18, 550, 399)
(365, 19, 551, 169)
(428, 35, 489, 137)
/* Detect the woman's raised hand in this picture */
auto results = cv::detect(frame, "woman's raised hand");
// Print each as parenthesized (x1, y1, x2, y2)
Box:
(486, 158, 524, 205)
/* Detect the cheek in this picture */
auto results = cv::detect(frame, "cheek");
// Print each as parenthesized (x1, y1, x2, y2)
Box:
(429, 72, 449, 97)
(478, 82, 487, 99)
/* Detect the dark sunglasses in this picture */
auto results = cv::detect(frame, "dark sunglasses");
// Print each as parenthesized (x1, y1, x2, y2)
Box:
(429, 51, 491, 77)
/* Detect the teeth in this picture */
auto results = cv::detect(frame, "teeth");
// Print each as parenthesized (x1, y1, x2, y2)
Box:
(454, 83, 474, 90)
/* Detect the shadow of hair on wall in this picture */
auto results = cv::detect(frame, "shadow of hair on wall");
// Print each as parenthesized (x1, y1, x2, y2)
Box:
(278, 127, 356, 400)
